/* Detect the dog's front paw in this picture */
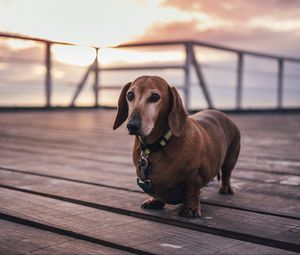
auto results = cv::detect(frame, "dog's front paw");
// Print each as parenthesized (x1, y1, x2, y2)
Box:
(219, 185, 234, 195)
(141, 198, 165, 210)
(178, 206, 201, 218)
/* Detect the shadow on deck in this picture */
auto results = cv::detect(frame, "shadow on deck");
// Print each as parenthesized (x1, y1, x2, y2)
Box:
(0, 109, 299, 254)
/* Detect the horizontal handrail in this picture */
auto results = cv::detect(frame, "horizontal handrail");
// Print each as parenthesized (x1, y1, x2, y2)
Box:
(0, 32, 77, 46)
(116, 40, 300, 63)
(1, 32, 300, 63)
(99, 64, 184, 71)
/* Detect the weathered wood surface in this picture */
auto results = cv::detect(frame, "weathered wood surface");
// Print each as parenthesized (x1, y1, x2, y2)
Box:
(0, 110, 299, 254)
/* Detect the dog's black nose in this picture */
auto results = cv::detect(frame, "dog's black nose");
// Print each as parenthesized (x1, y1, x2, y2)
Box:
(127, 114, 141, 135)
(127, 122, 140, 134)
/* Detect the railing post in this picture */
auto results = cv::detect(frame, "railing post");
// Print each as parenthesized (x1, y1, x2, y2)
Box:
(190, 46, 213, 108)
(45, 42, 52, 107)
(236, 52, 244, 110)
(70, 64, 93, 106)
(184, 42, 192, 110)
(94, 48, 99, 107)
(277, 58, 284, 109)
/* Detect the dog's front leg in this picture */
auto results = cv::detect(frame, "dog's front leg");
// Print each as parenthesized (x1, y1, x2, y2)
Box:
(178, 178, 202, 217)
(141, 198, 165, 209)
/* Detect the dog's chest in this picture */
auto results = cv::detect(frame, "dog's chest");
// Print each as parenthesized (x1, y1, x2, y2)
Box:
(135, 154, 185, 188)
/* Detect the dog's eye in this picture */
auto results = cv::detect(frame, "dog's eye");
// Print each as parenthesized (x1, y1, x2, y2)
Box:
(126, 92, 134, 102)
(149, 93, 160, 103)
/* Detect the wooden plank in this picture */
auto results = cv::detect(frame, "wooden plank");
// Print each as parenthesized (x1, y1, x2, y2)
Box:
(0, 111, 299, 145)
(3, 127, 298, 163)
(0, 165, 299, 220)
(2, 188, 290, 255)
(0, 148, 299, 210)
(1, 117, 299, 172)
(0, 121, 299, 217)
(1, 111, 299, 164)
(0, 171, 299, 252)
(0, 219, 131, 255)
(0, 133, 299, 208)
(3, 140, 298, 180)
(2, 139, 299, 188)
(0, 153, 298, 216)
(1, 139, 298, 179)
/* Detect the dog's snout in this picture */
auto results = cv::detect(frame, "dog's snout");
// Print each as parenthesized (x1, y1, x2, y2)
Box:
(127, 114, 141, 135)
(127, 122, 140, 134)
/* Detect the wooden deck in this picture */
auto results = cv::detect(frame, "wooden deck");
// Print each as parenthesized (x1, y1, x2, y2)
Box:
(0, 109, 299, 255)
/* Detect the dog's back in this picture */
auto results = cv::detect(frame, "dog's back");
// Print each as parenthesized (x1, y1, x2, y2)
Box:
(192, 109, 240, 146)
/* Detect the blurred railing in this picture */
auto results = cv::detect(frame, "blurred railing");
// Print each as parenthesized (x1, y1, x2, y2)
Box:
(1, 32, 300, 111)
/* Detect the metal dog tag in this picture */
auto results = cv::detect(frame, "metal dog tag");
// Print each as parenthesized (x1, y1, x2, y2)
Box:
(138, 156, 151, 179)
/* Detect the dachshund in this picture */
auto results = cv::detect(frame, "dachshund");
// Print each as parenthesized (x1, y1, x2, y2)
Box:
(113, 76, 240, 217)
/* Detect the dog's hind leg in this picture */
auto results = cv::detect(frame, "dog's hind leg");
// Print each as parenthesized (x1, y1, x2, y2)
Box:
(219, 139, 240, 195)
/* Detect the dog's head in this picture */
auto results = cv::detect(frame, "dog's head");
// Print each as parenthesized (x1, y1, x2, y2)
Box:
(113, 76, 187, 137)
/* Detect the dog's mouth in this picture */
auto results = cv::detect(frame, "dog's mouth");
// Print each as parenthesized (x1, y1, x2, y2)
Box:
(128, 129, 141, 135)
(127, 125, 149, 137)
(127, 123, 140, 135)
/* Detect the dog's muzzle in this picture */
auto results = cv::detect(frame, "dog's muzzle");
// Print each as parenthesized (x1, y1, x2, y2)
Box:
(127, 113, 141, 135)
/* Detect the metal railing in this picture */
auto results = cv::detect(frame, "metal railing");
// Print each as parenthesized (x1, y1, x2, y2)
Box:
(1, 32, 300, 110)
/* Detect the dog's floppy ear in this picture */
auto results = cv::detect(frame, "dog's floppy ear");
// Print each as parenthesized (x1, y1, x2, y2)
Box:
(168, 86, 188, 137)
(113, 82, 132, 130)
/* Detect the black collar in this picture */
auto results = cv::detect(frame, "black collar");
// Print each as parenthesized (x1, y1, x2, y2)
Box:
(137, 129, 173, 156)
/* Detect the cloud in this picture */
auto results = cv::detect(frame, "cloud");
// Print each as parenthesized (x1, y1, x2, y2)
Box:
(249, 17, 300, 32)
(135, 20, 300, 57)
(134, 1, 300, 57)
(162, 0, 300, 21)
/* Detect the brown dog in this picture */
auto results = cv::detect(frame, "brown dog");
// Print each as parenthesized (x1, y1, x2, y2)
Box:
(113, 76, 240, 217)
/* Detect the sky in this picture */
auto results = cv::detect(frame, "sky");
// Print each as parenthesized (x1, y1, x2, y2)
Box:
(1, 0, 300, 53)
(0, 0, 300, 108)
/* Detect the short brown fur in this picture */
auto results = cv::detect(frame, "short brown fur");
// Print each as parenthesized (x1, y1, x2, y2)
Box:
(113, 76, 241, 217)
